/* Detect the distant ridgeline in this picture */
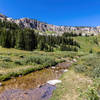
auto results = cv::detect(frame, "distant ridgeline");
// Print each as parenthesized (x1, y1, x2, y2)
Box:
(0, 14, 100, 36)
(0, 19, 80, 51)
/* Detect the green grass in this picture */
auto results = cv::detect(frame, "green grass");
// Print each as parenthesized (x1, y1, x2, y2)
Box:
(0, 46, 80, 81)
(72, 53, 100, 100)
(74, 53, 100, 78)
(74, 36, 100, 53)
(0, 35, 100, 99)
(50, 52, 100, 100)
(50, 70, 92, 100)
(50, 35, 100, 100)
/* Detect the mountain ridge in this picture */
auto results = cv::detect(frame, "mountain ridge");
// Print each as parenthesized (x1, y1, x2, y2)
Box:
(0, 14, 100, 35)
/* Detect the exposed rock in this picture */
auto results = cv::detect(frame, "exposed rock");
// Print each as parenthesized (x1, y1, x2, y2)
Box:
(55, 71, 58, 73)
(51, 66, 55, 69)
(0, 14, 100, 35)
(73, 59, 77, 62)
(0, 83, 2, 86)
(19, 75, 22, 77)
(14, 18, 100, 35)
(64, 69, 68, 72)
(0, 14, 7, 19)
(0, 84, 56, 100)
(47, 80, 62, 85)
(56, 62, 71, 69)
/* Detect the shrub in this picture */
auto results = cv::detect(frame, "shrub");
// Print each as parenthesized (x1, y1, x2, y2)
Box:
(74, 65, 87, 73)
(92, 67, 100, 78)
(14, 60, 23, 65)
(0, 62, 11, 68)
(80, 86, 100, 100)
(0, 56, 12, 62)
(74, 54, 100, 78)
(89, 49, 93, 53)
(14, 55, 57, 67)
(24, 55, 56, 66)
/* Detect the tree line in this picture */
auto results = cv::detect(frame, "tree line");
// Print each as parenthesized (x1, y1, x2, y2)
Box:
(0, 19, 80, 52)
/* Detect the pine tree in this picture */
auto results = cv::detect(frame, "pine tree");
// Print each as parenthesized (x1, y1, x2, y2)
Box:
(16, 30, 25, 50)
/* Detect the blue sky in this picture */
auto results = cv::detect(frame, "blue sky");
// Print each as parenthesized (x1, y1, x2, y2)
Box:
(0, 0, 100, 26)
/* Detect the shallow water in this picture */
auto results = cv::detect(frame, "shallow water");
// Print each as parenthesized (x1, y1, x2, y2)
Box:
(0, 61, 72, 100)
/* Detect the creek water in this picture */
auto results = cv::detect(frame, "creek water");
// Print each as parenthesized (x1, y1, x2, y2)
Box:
(0, 60, 72, 100)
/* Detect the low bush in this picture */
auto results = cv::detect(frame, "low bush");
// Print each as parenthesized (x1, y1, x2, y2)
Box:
(14, 60, 24, 65)
(0, 62, 12, 68)
(14, 55, 56, 67)
(74, 54, 100, 78)
(74, 65, 87, 73)
(80, 86, 100, 100)
(0, 56, 12, 62)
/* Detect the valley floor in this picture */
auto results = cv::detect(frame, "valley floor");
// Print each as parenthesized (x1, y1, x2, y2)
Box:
(0, 36, 100, 100)
(0, 46, 81, 81)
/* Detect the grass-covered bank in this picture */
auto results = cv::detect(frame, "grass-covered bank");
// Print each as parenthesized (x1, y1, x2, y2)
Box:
(50, 35, 100, 100)
(50, 53, 100, 100)
(0, 46, 82, 81)
(50, 69, 92, 100)
(0, 50, 58, 81)
(73, 53, 100, 99)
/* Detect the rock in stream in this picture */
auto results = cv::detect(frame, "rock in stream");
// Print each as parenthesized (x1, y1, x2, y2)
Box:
(0, 84, 56, 100)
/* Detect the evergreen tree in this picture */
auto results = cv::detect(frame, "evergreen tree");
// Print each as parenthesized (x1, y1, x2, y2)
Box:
(16, 30, 25, 50)
(24, 29, 36, 51)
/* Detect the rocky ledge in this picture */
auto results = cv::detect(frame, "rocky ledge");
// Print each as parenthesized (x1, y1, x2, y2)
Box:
(0, 13, 100, 35)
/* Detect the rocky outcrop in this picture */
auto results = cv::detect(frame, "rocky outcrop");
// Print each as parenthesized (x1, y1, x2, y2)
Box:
(0, 14, 100, 35)
(15, 18, 100, 35)
(0, 14, 7, 20)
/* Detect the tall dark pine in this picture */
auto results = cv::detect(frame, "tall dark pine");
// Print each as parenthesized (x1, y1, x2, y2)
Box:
(16, 30, 25, 50)
(1, 28, 11, 48)
(24, 29, 36, 51)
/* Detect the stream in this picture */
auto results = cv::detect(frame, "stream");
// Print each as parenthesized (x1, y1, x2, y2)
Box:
(0, 58, 73, 100)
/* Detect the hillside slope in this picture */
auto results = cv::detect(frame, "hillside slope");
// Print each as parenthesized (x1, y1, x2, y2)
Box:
(0, 14, 100, 35)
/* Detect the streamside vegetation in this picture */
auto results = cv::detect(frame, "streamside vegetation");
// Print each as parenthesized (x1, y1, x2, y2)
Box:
(50, 54, 100, 100)
(74, 53, 100, 100)
(0, 48, 56, 81)
(50, 35, 100, 100)
(0, 46, 82, 81)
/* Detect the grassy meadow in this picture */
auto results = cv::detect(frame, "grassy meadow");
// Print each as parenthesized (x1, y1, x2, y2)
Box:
(0, 35, 100, 100)
(0, 46, 82, 81)
(50, 35, 100, 100)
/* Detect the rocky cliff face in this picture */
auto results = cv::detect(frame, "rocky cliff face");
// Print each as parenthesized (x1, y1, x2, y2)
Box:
(0, 14, 100, 35)
(0, 14, 7, 19)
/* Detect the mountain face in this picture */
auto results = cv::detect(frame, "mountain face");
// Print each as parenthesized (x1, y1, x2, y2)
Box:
(0, 14, 7, 19)
(0, 14, 100, 35)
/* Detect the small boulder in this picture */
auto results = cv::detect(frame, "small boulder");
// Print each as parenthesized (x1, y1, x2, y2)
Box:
(47, 80, 62, 85)
(64, 69, 68, 72)
(0, 83, 2, 86)
(19, 75, 22, 77)
(73, 59, 77, 62)
(55, 71, 58, 73)
(52, 66, 55, 69)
